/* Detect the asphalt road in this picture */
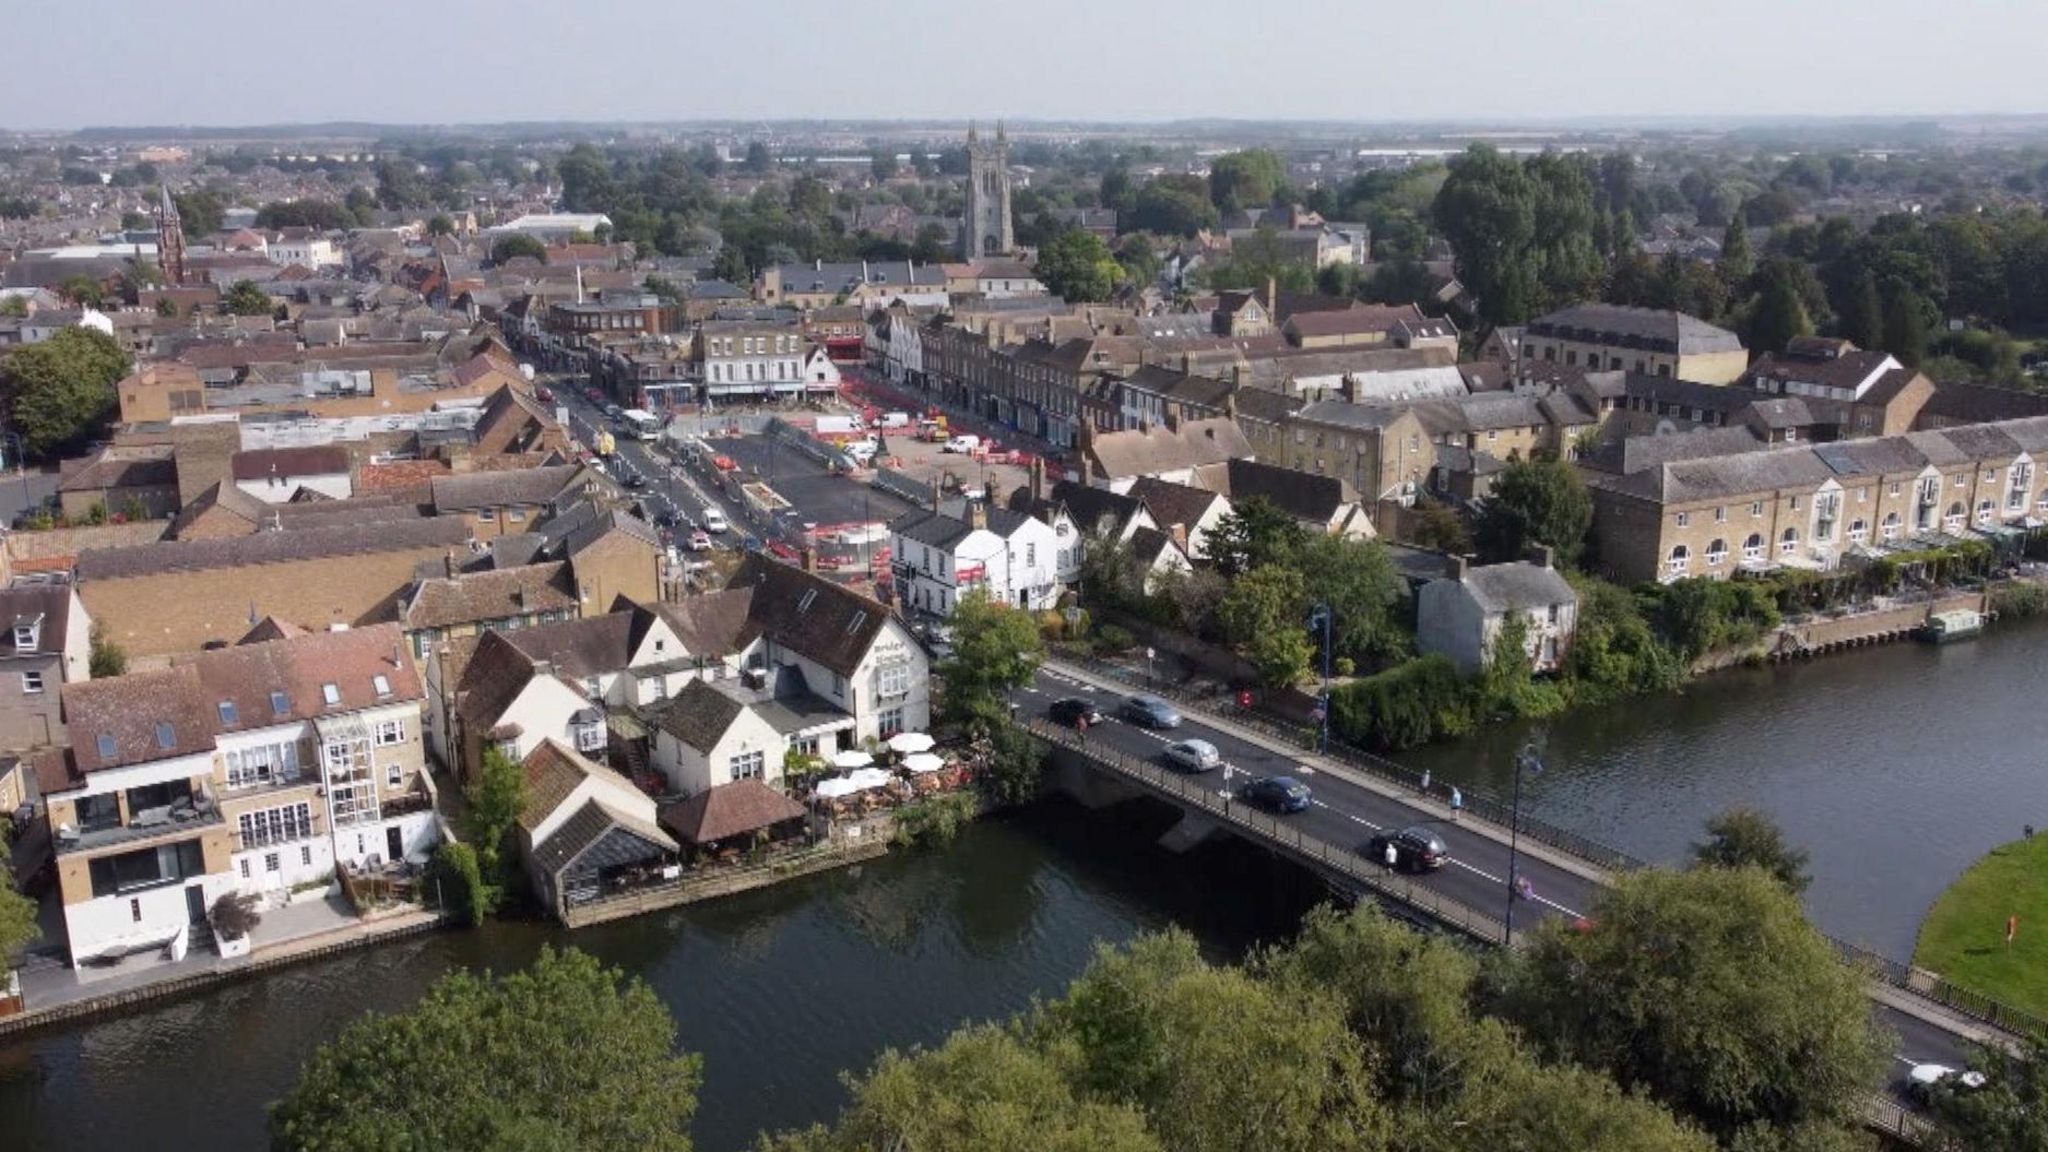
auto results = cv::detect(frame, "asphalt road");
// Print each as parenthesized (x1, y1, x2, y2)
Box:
(1014, 663, 1982, 1097)
(713, 432, 915, 529)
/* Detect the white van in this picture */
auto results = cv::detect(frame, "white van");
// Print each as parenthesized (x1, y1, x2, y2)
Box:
(878, 411, 912, 429)
(942, 434, 981, 454)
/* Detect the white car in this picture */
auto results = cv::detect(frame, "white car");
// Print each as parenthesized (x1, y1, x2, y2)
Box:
(1161, 739, 1221, 773)
(941, 434, 981, 454)
(1906, 1063, 1987, 1104)
(845, 439, 879, 463)
(701, 508, 729, 533)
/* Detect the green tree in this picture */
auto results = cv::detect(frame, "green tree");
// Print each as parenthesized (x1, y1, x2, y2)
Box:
(1217, 565, 1313, 688)
(88, 622, 127, 678)
(0, 297, 26, 318)
(1129, 175, 1218, 238)
(1925, 1037, 2048, 1152)
(0, 859, 38, 969)
(1744, 264, 1815, 356)
(1033, 931, 1390, 1152)
(743, 140, 773, 175)
(1197, 227, 1316, 295)
(223, 280, 272, 317)
(172, 187, 226, 236)
(464, 745, 527, 884)
(270, 946, 701, 1152)
(1836, 267, 1884, 350)
(1499, 867, 1887, 1143)
(1297, 534, 1404, 666)
(937, 588, 1046, 724)
(490, 233, 548, 265)
(1474, 458, 1592, 566)
(1562, 575, 1684, 701)
(426, 213, 455, 237)
(1034, 226, 1121, 302)
(58, 274, 103, 308)
(868, 147, 898, 182)
(1719, 218, 1754, 285)
(1433, 145, 1601, 326)
(1208, 149, 1286, 213)
(1205, 495, 1308, 577)
(759, 1025, 1160, 1152)
(0, 326, 129, 458)
(1692, 806, 1812, 895)
(1881, 279, 1929, 368)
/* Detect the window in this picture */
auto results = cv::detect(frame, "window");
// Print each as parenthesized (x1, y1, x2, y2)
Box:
(831, 671, 845, 698)
(1025, 542, 1036, 567)
(1883, 512, 1901, 540)
(1955, 473, 1967, 487)
(131, 898, 141, 922)
(372, 675, 392, 698)
(1790, 495, 1802, 512)
(478, 508, 496, 522)
(1890, 481, 1902, 497)
(21, 670, 43, 695)
(375, 719, 405, 746)
(1707, 539, 1728, 567)
(1714, 506, 1726, 523)
(1946, 502, 1966, 531)
(265, 852, 280, 873)
(1977, 499, 1995, 526)
(1667, 544, 1690, 575)
(239, 858, 251, 879)
(155, 722, 175, 749)
(96, 733, 116, 759)
(1779, 527, 1799, 555)
(224, 740, 302, 789)
(728, 749, 765, 781)
(301, 846, 313, 867)
(1814, 491, 1839, 541)
(321, 683, 340, 706)
(271, 690, 289, 714)
(879, 707, 905, 737)
(1675, 511, 1689, 528)
(217, 700, 238, 725)
(1750, 501, 1764, 518)
(90, 840, 206, 897)
(238, 803, 313, 850)
(877, 659, 911, 699)
(2009, 463, 2033, 511)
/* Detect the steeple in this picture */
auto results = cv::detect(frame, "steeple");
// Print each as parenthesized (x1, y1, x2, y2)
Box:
(967, 120, 979, 145)
(155, 183, 187, 287)
(996, 120, 1007, 146)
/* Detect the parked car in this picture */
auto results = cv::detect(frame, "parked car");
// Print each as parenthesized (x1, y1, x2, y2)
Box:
(534, 386, 553, 403)
(941, 434, 982, 454)
(1906, 1063, 1987, 1105)
(1236, 776, 1312, 814)
(1162, 739, 1221, 773)
(622, 471, 648, 489)
(1048, 697, 1103, 728)
(1365, 827, 1449, 872)
(702, 508, 729, 533)
(688, 529, 712, 551)
(1119, 694, 1181, 729)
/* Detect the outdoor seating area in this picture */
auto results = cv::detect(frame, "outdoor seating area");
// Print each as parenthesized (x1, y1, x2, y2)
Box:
(801, 732, 971, 820)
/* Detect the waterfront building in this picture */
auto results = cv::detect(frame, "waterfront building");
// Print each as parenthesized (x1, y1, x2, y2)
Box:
(0, 579, 94, 753)
(888, 502, 1062, 616)
(1416, 551, 1579, 673)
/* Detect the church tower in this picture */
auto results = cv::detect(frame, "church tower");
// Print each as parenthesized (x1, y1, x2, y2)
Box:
(155, 184, 187, 287)
(961, 120, 1014, 260)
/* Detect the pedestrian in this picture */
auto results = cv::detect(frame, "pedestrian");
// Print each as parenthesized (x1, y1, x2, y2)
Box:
(1419, 768, 1431, 796)
(1383, 841, 1398, 877)
(1449, 787, 1462, 819)
(1516, 875, 1535, 902)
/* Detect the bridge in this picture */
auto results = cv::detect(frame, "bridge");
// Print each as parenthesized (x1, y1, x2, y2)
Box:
(1020, 657, 2035, 1143)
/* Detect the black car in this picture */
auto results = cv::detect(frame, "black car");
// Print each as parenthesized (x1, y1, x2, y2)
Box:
(1048, 697, 1103, 728)
(653, 507, 682, 528)
(1365, 827, 1450, 872)
(622, 472, 649, 489)
(1236, 776, 1312, 814)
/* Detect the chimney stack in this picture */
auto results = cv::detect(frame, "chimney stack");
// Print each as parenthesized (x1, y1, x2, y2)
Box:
(970, 496, 988, 531)
(1527, 543, 1555, 570)
(1448, 555, 1468, 582)
(444, 550, 457, 579)
(800, 546, 817, 573)
(1029, 456, 1045, 504)
(1266, 275, 1276, 320)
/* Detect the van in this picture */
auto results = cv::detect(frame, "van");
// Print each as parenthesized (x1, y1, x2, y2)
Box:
(942, 434, 981, 454)
(878, 411, 912, 429)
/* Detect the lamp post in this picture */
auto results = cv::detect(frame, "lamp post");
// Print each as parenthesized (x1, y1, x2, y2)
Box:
(1504, 741, 1544, 944)
(1307, 602, 1333, 753)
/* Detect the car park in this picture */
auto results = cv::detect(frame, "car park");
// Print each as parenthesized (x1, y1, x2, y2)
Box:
(1365, 827, 1450, 872)
(1161, 739, 1221, 773)
(1048, 697, 1103, 728)
(1236, 776, 1312, 813)
(1119, 694, 1181, 729)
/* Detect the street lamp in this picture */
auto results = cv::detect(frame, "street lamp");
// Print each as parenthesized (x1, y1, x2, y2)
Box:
(1306, 602, 1333, 752)
(1503, 741, 1545, 944)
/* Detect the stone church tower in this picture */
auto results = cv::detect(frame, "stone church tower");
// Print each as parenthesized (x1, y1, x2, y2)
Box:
(961, 121, 1014, 259)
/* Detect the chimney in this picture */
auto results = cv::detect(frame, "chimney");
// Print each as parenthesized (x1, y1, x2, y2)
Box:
(1265, 275, 1276, 320)
(1449, 555, 1468, 582)
(1231, 361, 1246, 390)
(1029, 456, 1045, 503)
(443, 550, 457, 579)
(1342, 373, 1360, 404)
(930, 474, 942, 510)
(1527, 543, 1555, 570)
(800, 546, 817, 573)
(970, 499, 988, 531)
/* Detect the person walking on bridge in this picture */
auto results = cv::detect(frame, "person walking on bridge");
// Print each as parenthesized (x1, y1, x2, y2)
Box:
(1383, 841, 1399, 877)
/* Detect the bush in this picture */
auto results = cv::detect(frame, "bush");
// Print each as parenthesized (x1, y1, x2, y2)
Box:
(1095, 623, 1136, 653)
(1330, 654, 1475, 752)
(975, 721, 1048, 806)
(434, 841, 494, 926)
(210, 891, 262, 941)
(892, 791, 978, 849)
(1992, 580, 2048, 619)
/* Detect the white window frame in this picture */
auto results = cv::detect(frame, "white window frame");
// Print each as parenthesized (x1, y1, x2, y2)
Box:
(21, 670, 43, 695)
(1667, 545, 1690, 576)
(1706, 540, 1727, 567)
(374, 719, 405, 746)
(728, 749, 765, 781)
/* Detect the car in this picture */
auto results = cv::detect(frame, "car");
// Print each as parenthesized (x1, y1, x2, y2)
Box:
(1162, 739, 1221, 773)
(1365, 827, 1450, 872)
(534, 386, 553, 403)
(1237, 776, 1313, 814)
(1048, 697, 1103, 728)
(688, 529, 712, 551)
(621, 471, 648, 489)
(702, 509, 729, 533)
(941, 434, 982, 454)
(603, 403, 625, 421)
(1119, 694, 1181, 729)
(653, 507, 682, 529)
(1905, 1063, 1988, 1105)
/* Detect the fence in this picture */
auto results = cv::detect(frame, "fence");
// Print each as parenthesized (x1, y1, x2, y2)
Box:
(871, 466, 934, 510)
(763, 417, 852, 470)
(1028, 718, 1512, 945)
(1047, 652, 2048, 1045)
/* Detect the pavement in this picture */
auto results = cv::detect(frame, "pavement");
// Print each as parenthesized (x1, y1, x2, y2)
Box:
(1019, 659, 1992, 1101)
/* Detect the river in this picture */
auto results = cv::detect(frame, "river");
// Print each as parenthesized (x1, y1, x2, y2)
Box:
(8, 622, 2044, 1150)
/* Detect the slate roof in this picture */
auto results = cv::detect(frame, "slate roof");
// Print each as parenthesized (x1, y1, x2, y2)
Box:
(1023, 480, 1146, 538)
(1127, 525, 1182, 568)
(78, 517, 471, 580)
(1744, 347, 1897, 395)
(1453, 561, 1577, 614)
(430, 464, 584, 513)
(0, 584, 75, 658)
(660, 778, 806, 845)
(653, 679, 747, 752)
(653, 588, 755, 658)
(534, 499, 660, 557)
(400, 562, 578, 631)
(500, 606, 661, 682)
(58, 452, 177, 494)
(1526, 304, 1743, 356)
(1127, 477, 1222, 531)
(1215, 458, 1356, 523)
(529, 797, 676, 877)
(726, 553, 890, 677)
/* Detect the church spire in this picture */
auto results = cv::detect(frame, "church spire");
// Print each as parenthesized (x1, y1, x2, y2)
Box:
(996, 119, 1007, 145)
(967, 120, 979, 144)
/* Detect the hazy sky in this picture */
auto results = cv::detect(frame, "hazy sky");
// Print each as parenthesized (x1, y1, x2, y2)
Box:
(10, 0, 2048, 130)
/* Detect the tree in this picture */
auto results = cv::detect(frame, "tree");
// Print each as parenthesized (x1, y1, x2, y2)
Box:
(1297, 534, 1404, 667)
(1719, 218, 1754, 286)
(1033, 931, 1390, 1152)
(374, 157, 430, 210)
(270, 946, 701, 1152)
(1129, 175, 1218, 239)
(465, 745, 526, 884)
(937, 588, 1045, 724)
(1499, 867, 1886, 1143)
(0, 326, 128, 458)
(1836, 267, 1884, 350)
(1217, 566, 1314, 688)
(1881, 279, 1928, 368)
(88, 623, 127, 678)
(1433, 145, 1601, 326)
(172, 187, 225, 236)
(491, 233, 548, 266)
(1034, 227, 1120, 302)
(1208, 149, 1285, 213)
(1408, 501, 1473, 555)
(0, 858, 37, 969)
(0, 297, 25, 319)
(223, 280, 272, 317)
(868, 147, 898, 182)
(57, 274, 103, 308)
(760, 1025, 1160, 1152)
(1925, 1037, 2048, 1152)
(426, 213, 455, 237)
(1692, 806, 1811, 895)
(1474, 458, 1592, 567)
(1744, 264, 1815, 356)
(1204, 495, 1307, 577)
(743, 140, 773, 175)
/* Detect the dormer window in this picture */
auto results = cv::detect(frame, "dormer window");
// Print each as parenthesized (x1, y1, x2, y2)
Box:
(13, 615, 41, 650)
(321, 683, 341, 706)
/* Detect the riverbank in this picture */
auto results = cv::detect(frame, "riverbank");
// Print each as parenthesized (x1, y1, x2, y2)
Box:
(1914, 834, 2048, 1018)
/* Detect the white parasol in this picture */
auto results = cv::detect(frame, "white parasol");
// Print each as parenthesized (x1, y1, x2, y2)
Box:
(901, 753, 946, 774)
(830, 749, 874, 770)
(886, 731, 936, 755)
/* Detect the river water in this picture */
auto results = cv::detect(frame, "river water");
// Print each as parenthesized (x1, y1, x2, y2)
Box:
(8, 622, 2043, 1150)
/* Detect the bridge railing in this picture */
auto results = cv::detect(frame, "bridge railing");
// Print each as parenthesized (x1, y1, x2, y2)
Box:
(1049, 653, 2048, 1045)
(1027, 718, 1513, 946)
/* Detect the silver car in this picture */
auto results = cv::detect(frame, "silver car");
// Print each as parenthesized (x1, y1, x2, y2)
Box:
(1162, 739, 1221, 773)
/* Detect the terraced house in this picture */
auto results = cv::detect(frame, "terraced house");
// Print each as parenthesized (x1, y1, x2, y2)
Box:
(1585, 415, 2048, 584)
(34, 624, 436, 967)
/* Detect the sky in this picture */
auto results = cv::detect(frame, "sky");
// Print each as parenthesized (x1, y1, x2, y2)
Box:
(9, 0, 2048, 130)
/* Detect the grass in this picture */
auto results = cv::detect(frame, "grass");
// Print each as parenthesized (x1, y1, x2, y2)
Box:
(1914, 833, 2048, 1017)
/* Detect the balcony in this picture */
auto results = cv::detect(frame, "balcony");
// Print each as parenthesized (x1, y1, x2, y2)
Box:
(58, 805, 223, 856)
